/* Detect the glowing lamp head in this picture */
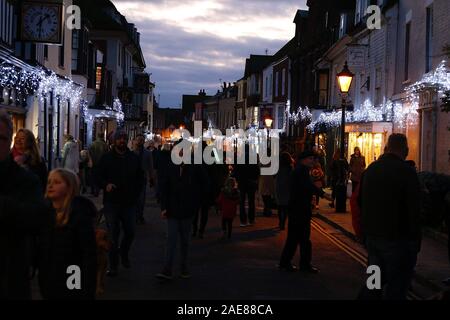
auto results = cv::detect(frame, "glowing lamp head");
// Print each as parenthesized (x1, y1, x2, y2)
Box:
(264, 114, 273, 128)
(337, 61, 354, 94)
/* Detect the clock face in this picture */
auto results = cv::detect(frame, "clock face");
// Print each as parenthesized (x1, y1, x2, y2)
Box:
(21, 3, 62, 44)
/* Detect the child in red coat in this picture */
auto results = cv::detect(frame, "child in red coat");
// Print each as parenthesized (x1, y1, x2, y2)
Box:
(216, 177, 240, 239)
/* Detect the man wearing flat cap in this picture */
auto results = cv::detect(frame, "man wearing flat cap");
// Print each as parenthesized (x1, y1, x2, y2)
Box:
(96, 128, 143, 276)
(279, 150, 332, 273)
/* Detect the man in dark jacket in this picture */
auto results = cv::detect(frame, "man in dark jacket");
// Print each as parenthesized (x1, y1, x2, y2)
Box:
(0, 111, 47, 299)
(133, 134, 154, 225)
(358, 133, 421, 300)
(96, 129, 143, 276)
(89, 133, 109, 196)
(233, 145, 260, 226)
(279, 150, 332, 273)
(156, 145, 208, 280)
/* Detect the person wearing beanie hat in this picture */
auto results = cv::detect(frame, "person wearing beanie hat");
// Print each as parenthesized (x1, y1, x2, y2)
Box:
(96, 127, 143, 276)
(279, 149, 332, 273)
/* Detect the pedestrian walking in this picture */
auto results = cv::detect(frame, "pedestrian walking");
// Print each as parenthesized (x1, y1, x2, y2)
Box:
(310, 160, 325, 210)
(12, 128, 48, 193)
(154, 143, 172, 204)
(328, 150, 340, 208)
(61, 135, 80, 174)
(79, 149, 92, 194)
(0, 111, 48, 300)
(350, 183, 363, 242)
(156, 142, 208, 280)
(233, 145, 260, 226)
(349, 147, 366, 193)
(89, 134, 109, 197)
(328, 149, 349, 210)
(193, 143, 228, 238)
(216, 177, 240, 239)
(275, 152, 294, 230)
(96, 129, 143, 276)
(259, 165, 276, 217)
(358, 133, 421, 300)
(278, 150, 332, 273)
(38, 169, 97, 300)
(133, 134, 154, 225)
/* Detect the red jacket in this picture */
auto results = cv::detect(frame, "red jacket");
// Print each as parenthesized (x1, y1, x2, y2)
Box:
(217, 191, 239, 219)
(350, 183, 362, 239)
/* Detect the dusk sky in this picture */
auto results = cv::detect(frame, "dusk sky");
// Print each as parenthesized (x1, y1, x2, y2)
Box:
(112, 0, 308, 108)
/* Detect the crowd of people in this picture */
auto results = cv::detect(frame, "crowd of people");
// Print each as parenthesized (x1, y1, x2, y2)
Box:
(1, 108, 449, 300)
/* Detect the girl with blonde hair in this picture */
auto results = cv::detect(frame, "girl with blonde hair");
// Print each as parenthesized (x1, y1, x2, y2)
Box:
(39, 168, 97, 300)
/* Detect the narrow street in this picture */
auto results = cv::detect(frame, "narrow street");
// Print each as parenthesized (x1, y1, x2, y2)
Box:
(96, 193, 366, 300)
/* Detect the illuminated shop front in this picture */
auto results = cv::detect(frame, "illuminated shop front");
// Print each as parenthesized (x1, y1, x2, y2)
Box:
(345, 122, 392, 166)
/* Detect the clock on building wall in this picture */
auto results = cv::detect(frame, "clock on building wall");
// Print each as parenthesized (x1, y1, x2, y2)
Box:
(20, 1, 64, 44)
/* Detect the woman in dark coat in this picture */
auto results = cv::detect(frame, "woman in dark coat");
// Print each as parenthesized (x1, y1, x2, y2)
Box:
(12, 128, 48, 193)
(38, 168, 97, 300)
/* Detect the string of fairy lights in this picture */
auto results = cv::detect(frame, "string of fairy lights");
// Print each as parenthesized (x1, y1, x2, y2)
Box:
(0, 61, 125, 125)
(2, 59, 449, 146)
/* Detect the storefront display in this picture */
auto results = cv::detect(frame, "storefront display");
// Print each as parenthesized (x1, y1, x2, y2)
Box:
(346, 122, 392, 166)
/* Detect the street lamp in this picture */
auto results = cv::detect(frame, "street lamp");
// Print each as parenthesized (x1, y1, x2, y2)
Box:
(336, 61, 354, 159)
(335, 61, 354, 213)
(264, 114, 273, 129)
(264, 113, 273, 152)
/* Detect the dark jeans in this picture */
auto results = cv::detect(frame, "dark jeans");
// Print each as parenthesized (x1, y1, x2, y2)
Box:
(164, 218, 192, 271)
(279, 215, 312, 267)
(239, 187, 255, 224)
(262, 195, 273, 216)
(192, 204, 209, 236)
(358, 236, 420, 300)
(136, 183, 147, 220)
(222, 218, 233, 238)
(278, 205, 288, 229)
(91, 165, 101, 196)
(103, 203, 136, 270)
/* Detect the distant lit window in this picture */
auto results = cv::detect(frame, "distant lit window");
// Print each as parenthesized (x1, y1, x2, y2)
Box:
(96, 67, 102, 92)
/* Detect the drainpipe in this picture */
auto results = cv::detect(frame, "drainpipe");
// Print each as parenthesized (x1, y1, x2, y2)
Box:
(431, 91, 438, 172)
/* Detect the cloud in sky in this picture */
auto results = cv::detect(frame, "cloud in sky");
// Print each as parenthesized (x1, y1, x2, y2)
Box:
(112, 0, 307, 107)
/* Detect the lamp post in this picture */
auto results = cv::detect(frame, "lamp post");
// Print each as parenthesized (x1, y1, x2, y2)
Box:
(264, 113, 273, 151)
(335, 61, 354, 213)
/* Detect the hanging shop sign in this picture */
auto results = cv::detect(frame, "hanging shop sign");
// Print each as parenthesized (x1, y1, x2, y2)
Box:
(134, 73, 150, 94)
(118, 88, 133, 104)
(347, 45, 367, 69)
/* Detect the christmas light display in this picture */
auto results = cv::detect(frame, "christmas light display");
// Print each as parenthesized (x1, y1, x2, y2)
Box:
(0, 61, 83, 113)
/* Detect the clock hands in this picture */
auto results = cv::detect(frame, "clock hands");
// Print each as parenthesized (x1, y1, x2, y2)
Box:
(37, 14, 51, 38)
